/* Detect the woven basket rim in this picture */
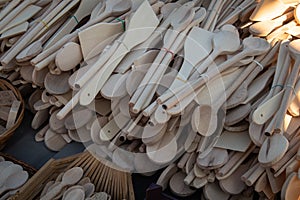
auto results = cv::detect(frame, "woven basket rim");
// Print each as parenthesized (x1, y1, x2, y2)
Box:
(0, 78, 25, 147)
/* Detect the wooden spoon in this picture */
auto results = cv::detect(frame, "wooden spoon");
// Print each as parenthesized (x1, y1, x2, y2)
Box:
(193, 27, 241, 76)
(49, 110, 67, 134)
(219, 164, 248, 195)
(41, 167, 84, 200)
(0, 170, 28, 195)
(0, 164, 22, 187)
(62, 186, 85, 200)
(146, 127, 182, 165)
(197, 148, 229, 169)
(203, 181, 230, 200)
(79, 22, 123, 61)
(64, 108, 94, 130)
(55, 42, 83, 71)
(44, 128, 68, 151)
(250, 0, 290, 21)
(79, 0, 159, 106)
(168, 26, 213, 90)
(160, 37, 270, 111)
(249, 11, 294, 36)
(44, 72, 71, 95)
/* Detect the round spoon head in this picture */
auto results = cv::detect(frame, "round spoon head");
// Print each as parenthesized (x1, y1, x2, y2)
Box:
(44, 72, 71, 95)
(62, 167, 84, 185)
(258, 133, 289, 166)
(243, 37, 271, 56)
(170, 2, 195, 31)
(4, 170, 28, 191)
(212, 30, 241, 54)
(194, 105, 218, 137)
(62, 186, 85, 200)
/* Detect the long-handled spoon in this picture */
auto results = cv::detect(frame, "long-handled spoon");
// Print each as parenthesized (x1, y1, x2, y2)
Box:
(132, 6, 207, 113)
(190, 44, 275, 137)
(159, 37, 270, 112)
(191, 26, 241, 77)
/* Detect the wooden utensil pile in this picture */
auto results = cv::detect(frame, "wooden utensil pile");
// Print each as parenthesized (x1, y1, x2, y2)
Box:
(0, 156, 29, 200)
(0, 0, 300, 199)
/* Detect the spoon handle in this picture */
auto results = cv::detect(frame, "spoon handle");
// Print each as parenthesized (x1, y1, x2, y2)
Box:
(274, 59, 300, 133)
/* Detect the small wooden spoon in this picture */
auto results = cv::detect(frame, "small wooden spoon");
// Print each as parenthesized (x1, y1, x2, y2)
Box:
(0, 164, 22, 187)
(62, 185, 85, 200)
(0, 170, 28, 195)
(41, 167, 84, 200)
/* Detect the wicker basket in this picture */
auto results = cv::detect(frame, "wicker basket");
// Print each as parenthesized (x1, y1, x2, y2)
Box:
(11, 153, 81, 200)
(0, 152, 37, 177)
(0, 78, 25, 150)
(12, 151, 135, 200)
